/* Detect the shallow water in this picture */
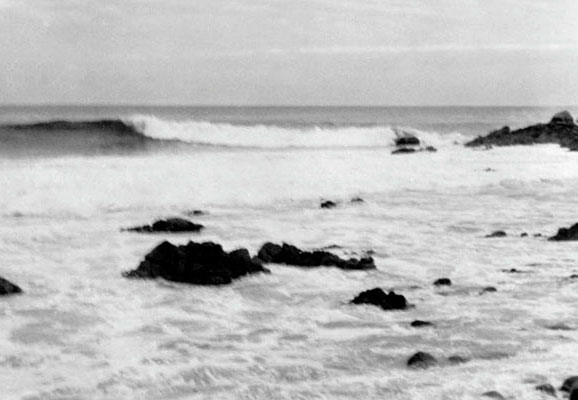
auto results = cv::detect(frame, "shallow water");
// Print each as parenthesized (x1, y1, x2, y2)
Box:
(1, 107, 578, 399)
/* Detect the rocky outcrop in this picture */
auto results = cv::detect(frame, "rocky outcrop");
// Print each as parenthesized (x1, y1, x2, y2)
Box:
(485, 230, 506, 238)
(395, 136, 420, 146)
(549, 222, 578, 241)
(124, 241, 268, 285)
(535, 384, 556, 397)
(0, 277, 22, 296)
(257, 242, 376, 270)
(124, 218, 204, 233)
(320, 200, 337, 209)
(561, 376, 578, 392)
(407, 352, 437, 369)
(411, 320, 433, 328)
(465, 111, 578, 149)
(350, 288, 408, 310)
(433, 278, 452, 286)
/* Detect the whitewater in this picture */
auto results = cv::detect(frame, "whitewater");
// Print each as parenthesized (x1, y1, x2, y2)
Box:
(1, 106, 578, 400)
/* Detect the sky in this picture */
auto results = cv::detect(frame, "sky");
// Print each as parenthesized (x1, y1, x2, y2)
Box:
(1, 0, 578, 106)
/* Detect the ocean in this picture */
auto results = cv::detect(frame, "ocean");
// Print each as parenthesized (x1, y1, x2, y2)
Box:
(1, 105, 578, 399)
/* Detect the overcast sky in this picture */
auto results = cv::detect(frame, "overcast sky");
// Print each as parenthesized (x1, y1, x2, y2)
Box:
(1, 0, 578, 105)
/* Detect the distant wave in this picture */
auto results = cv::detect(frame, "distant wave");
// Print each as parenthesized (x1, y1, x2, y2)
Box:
(0, 116, 466, 156)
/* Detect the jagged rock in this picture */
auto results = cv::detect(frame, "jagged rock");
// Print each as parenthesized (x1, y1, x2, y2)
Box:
(407, 351, 437, 369)
(395, 136, 420, 146)
(465, 111, 578, 148)
(0, 277, 22, 296)
(411, 320, 433, 328)
(320, 200, 337, 209)
(392, 148, 417, 155)
(481, 391, 506, 400)
(433, 278, 452, 286)
(535, 383, 556, 397)
(351, 288, 408, 311)
(124, 218, 204, 233)
(448, 355, 469, 365)
(124, 241, 268, 285)
(486, 231, 506, 238)
(560, 376, 578, 392)
(257, 242, 375, 270)
(549, 223, 578, 241)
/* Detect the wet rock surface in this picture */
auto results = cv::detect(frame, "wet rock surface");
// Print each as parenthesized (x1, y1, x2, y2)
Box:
(549, 222, 578, 241)
(124, 217, 204, 233)
(257, 242, 376, 270)
(534, 383, 556, 397)
(0, 277, 22, 296)
(320, 200, 337, 209)
(410, 320, 433, 328)
(124, 241, 268, 285)
(486, 230, 507, 238)
(350, 288, 408, 311)
(466, 111, 578, 149)
(407, 351, 437, 369)
(433, 278, 452, 286)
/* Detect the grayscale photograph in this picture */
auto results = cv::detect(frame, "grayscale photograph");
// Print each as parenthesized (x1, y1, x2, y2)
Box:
(1, 1, 578, 399)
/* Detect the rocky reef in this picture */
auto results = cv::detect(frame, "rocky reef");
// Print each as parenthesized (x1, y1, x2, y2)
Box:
(465, 111, 578, 149)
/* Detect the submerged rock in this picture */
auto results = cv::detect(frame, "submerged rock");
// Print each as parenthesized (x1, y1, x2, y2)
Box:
(320, 200, 337, 209)
(124, 218, 204, 233)
(521, 232, 528, 237)
(433, 278, 452, 286)
(549, 222, 578, 241)
(534, 383, 556, 397)
(350, 197, 364, 203)
(447, 355, 469, 365)
(392, 147, 417, 155)
(424, 145, 438, 152)
(351, 288, 408, 311)
(465, 111, 578, 148)
(411, 320, 433, 328)
(257, 242, 375, 270)
(407, 351, 437, 369)
(124, 241, 268, 285)
(481, 391, 506, 400)
(480, 286, 498, 295)
(486, 230, 507, 238)
(0, 277, 22, 296)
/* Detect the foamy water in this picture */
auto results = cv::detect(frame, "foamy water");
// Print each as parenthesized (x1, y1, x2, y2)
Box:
(1, 107, 578, 399)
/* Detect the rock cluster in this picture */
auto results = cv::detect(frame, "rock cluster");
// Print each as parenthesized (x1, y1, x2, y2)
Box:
(350, 288, 408, 310)
(124, 217, 204, 233)
(124, 241, 268, 285)
(257, 242, 375, 270)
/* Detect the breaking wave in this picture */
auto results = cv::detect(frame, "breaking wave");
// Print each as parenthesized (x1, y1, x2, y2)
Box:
(0, 115, 466, 156)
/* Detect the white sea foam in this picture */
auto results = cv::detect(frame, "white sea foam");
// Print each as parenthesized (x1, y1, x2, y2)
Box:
(127, 115, 466, 149)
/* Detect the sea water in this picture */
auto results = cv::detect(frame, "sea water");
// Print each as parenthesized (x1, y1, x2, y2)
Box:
(1, 106, 578, 399)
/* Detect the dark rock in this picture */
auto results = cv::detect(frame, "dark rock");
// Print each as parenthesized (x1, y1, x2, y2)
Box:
(447, 355, 469, 365)
(124, 241, 268, 285)
(546, 323, 573, 331)
(433, 278, 452, 286)
(425, 146, 438, 152)
(125, 217, 204, 233)
(480, 286, 497, 294)
(486, 230, 507, 238)
(351, 288, 408, 311)
(320, 200, 337, 209)
(550, 110, 576, 125)
(485, 167, 496, 172)
(407, 351, 437, 369)
(521, 232, 528, 237)
(0, 277, 22, 296)
(571, 384, 578, 400)
(392, 148, 417, 155)
(535, 383, 556, 397)
(257, 242, 376, 270)
(534, 233, 543, 237)
(481, 391, 506, 400)
(395, 136, 420, 146)
(549, 223, 578, 241)
(411, 320, 433, 328)
(560, 376, 578, 392)
(465, 111, 578, 148)
(186, 210, 206, 216)
(570, 274, 578, 279)
(350, 197, 364, 203)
